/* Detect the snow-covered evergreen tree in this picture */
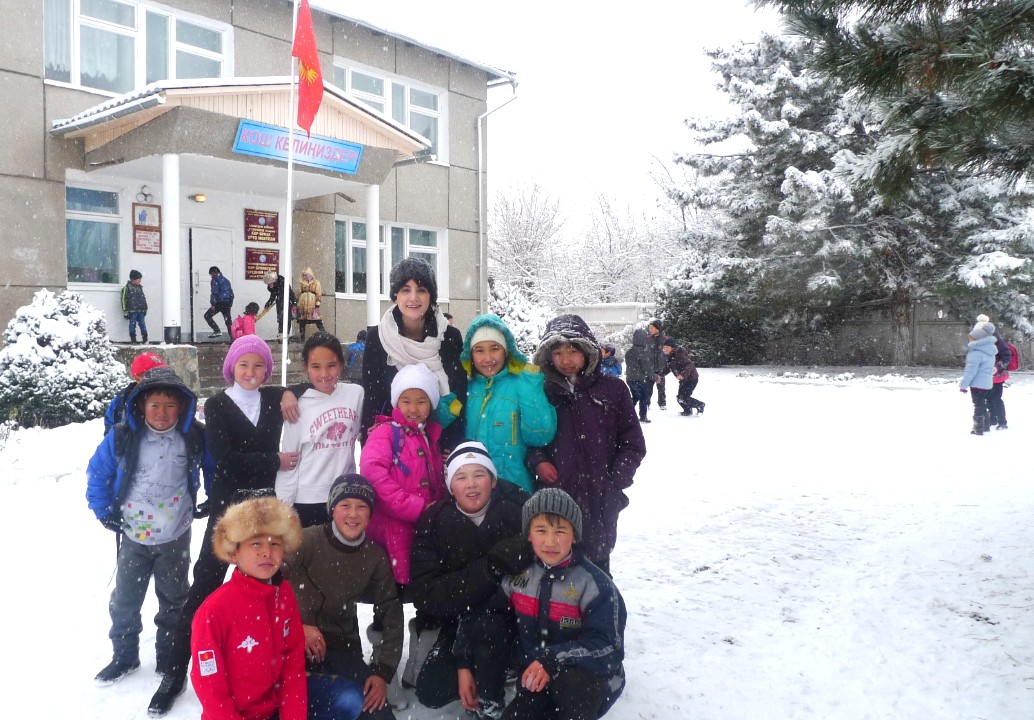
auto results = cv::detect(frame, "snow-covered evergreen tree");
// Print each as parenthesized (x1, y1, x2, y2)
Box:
(0, 289, 127, 428)
(658, 33, 1034, 364)
(487, 280, 552, 357)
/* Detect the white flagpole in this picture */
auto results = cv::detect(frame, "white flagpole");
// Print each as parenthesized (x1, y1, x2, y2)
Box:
(282, 0, 301, 387)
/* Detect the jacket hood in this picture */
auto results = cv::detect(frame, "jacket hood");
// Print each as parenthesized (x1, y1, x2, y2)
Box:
(125, 366, 198, 433)
(968, 335, 997, 357)
(532, 314, 600, 383)
(632, 328, 650, 348)
(461, 313, 528, 375)
(301, 267, 315, 281)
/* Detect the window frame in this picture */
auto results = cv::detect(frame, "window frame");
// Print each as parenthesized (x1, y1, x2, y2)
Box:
(44, 0, 234, 96)
(65, 183, 124, 287)
(331, 60, 448, 162)
(335, 217, 448, 302)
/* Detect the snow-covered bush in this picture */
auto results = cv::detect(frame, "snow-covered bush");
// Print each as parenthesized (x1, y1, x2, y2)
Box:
(0, 289, 127, 428)
(488, 280, 552, 357)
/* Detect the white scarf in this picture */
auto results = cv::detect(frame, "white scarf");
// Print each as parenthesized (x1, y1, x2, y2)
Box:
(377, 305, 451, 395)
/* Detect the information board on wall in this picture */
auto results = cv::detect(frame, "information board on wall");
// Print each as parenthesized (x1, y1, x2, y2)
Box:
(245, 209, 279, 243)
(245, 248, 279, 280)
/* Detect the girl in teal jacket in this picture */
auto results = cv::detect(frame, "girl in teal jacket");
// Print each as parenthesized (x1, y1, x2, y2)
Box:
(461, 314, 557, 492)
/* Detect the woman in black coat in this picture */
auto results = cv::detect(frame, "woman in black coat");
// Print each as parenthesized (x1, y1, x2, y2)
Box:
(360, 257, 467, 451)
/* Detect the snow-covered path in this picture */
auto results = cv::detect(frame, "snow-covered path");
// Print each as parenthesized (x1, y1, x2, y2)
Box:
(4, 368, 1032, 719)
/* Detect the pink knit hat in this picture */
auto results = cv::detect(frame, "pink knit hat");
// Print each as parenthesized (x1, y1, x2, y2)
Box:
(222, 336, 274, 385)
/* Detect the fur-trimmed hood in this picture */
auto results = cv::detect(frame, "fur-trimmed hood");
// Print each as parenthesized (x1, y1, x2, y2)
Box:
(213, 497, 303, 563)
(532, 314, 600, 385)
(461, 313, 528, 376)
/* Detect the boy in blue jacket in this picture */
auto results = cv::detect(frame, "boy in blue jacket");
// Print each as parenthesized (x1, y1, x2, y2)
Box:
(456, 488, 626, 719)
(86, 366, 210, 698)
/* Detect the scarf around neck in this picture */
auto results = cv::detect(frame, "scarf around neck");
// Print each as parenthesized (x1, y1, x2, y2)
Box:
(377, 305, 451, 395)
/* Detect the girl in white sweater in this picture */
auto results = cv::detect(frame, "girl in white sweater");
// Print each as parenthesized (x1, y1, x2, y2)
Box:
(276, 332, 365, 527)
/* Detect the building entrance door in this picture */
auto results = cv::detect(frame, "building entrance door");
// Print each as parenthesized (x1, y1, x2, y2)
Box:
(187, 226, 234, 342)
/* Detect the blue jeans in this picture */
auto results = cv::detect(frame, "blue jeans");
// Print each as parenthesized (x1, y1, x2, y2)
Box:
(307, 672, 365, 720)
(128, 311, 147, 341)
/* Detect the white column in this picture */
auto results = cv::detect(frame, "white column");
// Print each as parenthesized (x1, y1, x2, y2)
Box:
(365, 185, 381, 328)
(161, 153, 182, 343)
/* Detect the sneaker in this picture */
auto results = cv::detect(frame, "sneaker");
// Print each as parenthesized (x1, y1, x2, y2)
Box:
(148, 672, 186, 717)
(679, 410, 692, 416)
(640, 417, 651, 423)
(94, 658, 140, 686)
(207, 332, 222, 338)
(997, 423, 1008, 430)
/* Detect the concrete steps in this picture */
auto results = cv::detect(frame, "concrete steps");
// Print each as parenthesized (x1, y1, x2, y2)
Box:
(196, 339, 308, 398)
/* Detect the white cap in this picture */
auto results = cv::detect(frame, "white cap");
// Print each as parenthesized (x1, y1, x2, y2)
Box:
(390, 363, 441, 409)
(445, 441, 497, 493)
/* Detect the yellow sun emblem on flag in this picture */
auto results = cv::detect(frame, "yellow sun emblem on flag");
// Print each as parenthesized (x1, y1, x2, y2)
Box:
(299, 62, 319, 85)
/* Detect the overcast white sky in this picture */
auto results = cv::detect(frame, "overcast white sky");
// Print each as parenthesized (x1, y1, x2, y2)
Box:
(315, 1, 783, 224)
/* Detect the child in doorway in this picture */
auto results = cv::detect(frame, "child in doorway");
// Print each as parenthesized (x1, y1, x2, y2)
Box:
(461, 313, 556, 493)
(599, 343, 622, 378)
(103, 350, 165, 434)
(660, 338, 705, 416)
(360, 362, 447, 587)
(231, 302, 260, 340)
(528, 315, 646, 575)
(86, 367, 207, 698)
(122, 269, 148, 343)
(960, 321, 997, 435)
(277, 332, 365, 527)
(191, 496, 359, 720)
(463, 488, 626, 720)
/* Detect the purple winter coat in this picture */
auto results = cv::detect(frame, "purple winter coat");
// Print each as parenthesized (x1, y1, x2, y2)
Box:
(528, 315, 646, 565)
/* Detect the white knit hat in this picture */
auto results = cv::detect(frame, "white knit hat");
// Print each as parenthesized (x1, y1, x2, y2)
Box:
(445, 441, 497, 493)
(469, 325, 507, 351)
(390, 363, 441, 409)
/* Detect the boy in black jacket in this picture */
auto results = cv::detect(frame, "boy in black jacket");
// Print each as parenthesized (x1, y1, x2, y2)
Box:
(661, 338, 705, 416)
(121, 269, 148, 343)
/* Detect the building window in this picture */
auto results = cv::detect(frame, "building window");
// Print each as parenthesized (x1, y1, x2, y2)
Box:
(45, 0, 231, 94)
(336, 219, 441, 297)
(66, 187, 120, 284)
(332, 63, 444, 158)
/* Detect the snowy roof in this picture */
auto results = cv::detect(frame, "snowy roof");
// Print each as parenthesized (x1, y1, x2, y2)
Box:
(51, 77, 429, 150)
(312, 6, 517, 87)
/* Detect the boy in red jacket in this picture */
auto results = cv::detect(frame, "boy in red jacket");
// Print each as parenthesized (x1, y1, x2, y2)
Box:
(190, 497, 308, 720)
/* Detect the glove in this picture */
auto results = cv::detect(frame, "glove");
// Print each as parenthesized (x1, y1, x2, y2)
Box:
(123, 313, 130, 319)
(193, 500, 211, 519)
(100, 514, 123, 533)
(487, 536, 533, 577)
(960, 388, 968, 394)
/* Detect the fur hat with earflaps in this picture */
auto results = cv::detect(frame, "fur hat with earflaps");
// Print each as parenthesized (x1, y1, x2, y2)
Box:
(522, 487, 583, 542)
(212, 497, 302, 563)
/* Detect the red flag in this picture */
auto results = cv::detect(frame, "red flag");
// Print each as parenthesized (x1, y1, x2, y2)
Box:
(292, 0, 323, 137)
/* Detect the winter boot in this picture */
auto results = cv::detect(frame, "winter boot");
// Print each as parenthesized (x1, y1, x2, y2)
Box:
(696, 401, 706, 414)
(142, 333, 148, 343)
(400, 618, 439, 690)
(94, 657, 140, 686)
(971, 421, 984, 436)
(639, 413, 650, 423)
(147, 671, 186, 717)
(130, 336, 138, 344)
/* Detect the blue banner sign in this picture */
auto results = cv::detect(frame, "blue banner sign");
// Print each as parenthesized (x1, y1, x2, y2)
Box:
(232, 119, 363, 175)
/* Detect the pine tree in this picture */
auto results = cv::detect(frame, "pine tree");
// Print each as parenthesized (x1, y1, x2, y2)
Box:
(487, 279, 552, 358)
(754, 0, 1034, 197)
(0, 289, 128, 428)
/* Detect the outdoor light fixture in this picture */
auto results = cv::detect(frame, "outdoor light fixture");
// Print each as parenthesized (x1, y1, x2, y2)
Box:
(189, 193, 207, 203)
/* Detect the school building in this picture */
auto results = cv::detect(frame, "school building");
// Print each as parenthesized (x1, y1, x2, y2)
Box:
(0, 1, 516, 344)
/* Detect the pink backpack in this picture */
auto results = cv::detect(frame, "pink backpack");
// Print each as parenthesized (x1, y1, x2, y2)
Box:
(230, 314, 246, 340)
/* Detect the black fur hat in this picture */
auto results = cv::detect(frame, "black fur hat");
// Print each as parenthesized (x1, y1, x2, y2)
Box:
(389, 257, 438, 306)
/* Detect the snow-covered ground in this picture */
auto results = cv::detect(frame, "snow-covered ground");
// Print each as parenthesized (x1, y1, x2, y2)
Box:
(5, 367, 1033, 719)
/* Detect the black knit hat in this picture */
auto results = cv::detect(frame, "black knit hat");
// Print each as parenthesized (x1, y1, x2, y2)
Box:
(662, 337, 676, 347)
(389, 257, 438, 305)
(522, 487, 583, 542)
(648, 319, 663, 332)
(326, 474, 376, 515)
(129, 269, 142, 281)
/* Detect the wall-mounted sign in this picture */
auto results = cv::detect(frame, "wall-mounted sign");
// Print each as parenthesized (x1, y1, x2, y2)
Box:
(132, 202, 162, 254)
(232, 119, 364, 175)
(245, 248, 279, 280)
(245, 209, 279, 243)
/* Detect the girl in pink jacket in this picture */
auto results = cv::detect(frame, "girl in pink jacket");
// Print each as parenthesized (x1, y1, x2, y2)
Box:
(360, 363, 446, 586)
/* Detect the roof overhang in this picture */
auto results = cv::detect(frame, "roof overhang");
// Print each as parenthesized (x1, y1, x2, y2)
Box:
(51, 78, 430, 190)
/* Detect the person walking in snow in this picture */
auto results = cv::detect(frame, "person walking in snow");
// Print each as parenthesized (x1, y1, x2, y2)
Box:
(121, 269, 149, 343)
(203, 265, 234, 338)
(527, 314, 646, 574)
(624, 328, 656, 423)
(960, 321, 998, 435)
(660, 338, 706, 416)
